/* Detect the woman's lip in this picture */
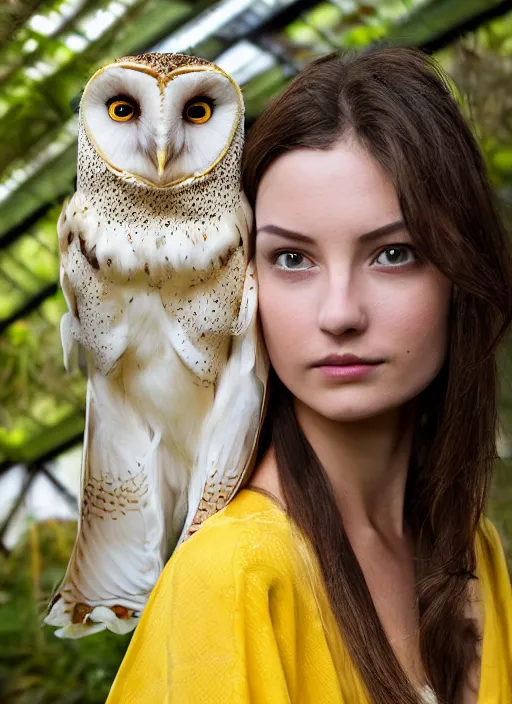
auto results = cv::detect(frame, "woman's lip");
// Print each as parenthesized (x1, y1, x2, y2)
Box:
(315, 363, 382, 379)
(312, 356, 383, 366)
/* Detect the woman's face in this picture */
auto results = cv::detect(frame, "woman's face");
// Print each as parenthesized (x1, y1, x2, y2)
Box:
(254, 137, 452, 422)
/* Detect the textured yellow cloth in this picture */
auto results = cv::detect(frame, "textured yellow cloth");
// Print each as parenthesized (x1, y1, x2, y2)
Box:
(106, 488, 512, 703)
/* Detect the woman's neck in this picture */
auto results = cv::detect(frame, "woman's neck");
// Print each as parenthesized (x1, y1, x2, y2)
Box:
(294, 398, 416, 541)
(252, 398, 417, 544)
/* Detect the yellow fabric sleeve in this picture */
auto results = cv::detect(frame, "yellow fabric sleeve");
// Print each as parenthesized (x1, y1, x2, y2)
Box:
(476, 515, 512, 686)
(105, 519, 297, 704)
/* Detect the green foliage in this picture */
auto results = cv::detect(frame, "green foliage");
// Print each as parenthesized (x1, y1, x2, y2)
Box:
(0, 204, 62, 319)
(282, 0, 422, 63)
(244, 67, 291, 122)
(0, 519, 131, 704)
(0, 0, 52, 45)
(0, 288, 86, 463)
(435, 12, 512, 187)
(387, 0, 508, 46)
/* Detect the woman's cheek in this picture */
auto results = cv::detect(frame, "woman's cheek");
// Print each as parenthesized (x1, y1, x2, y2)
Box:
(391, 288, 451, 391)
(259, 281, 310, 369)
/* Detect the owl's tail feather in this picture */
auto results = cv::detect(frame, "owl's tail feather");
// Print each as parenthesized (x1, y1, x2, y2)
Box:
(179, 260, 268, 543)
(44, 364, 167, 639)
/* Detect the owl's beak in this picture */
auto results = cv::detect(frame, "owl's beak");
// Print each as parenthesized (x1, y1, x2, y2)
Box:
(157, 148, 167, 176)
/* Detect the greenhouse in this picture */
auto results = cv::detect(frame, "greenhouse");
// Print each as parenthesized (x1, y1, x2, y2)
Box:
(1, 0, 511, 702)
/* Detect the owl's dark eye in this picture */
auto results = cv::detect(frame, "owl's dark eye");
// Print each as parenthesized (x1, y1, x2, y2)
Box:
(106, 95, 138, 122)
(183, 96, 213, 124)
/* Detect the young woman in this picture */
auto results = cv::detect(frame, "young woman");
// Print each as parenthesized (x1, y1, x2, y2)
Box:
(106, 47, 512, 703)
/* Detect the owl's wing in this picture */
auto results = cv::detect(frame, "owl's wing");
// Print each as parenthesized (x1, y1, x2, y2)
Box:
(178, 196, 269, 543)
(44, 364, 170, 638)
(47, 193, 172, 638)
(57, 192, 131, 375)
(57, 199, 81, 372)
(47, 189, 265, 636)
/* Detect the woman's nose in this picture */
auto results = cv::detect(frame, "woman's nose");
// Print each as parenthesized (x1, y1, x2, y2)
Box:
(317, 274, 368, 336)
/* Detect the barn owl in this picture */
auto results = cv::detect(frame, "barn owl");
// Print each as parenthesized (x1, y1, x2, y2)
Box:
(44, 53, 267, 639)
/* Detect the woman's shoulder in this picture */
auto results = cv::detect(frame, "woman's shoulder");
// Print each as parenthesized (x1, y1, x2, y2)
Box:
(477, 516, 508, 561)
(181, 486, 291, 552)
(476, 515, 510, 583)
(159, 488, 296, 594)
(475, 515, 512, 690)
(475, 516, 511, 634)
(105, 491, 304, 704)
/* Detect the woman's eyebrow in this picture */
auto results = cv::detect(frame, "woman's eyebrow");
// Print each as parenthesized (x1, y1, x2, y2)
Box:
(257, 220, 406, 244)
(358, 220, 406, 242)
(256, 224, 315, 244)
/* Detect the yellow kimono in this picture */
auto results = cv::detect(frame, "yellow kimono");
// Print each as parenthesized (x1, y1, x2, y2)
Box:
(106, 488, 512, 703)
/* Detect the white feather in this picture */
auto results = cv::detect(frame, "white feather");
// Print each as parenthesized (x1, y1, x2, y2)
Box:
(45, 367, 165, 636)
(179, 258, 268, 543)
(81, 66, 241, 187)
(162, 71, 240, 182)
(81, 67, 161, 183)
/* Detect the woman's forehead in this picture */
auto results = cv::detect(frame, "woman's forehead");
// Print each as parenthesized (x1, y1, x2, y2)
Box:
(255, 142, 402, 242)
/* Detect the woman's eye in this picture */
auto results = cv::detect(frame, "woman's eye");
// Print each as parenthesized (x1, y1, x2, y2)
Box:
(275, 252, 313, 271)
(373, 245, 415, 267)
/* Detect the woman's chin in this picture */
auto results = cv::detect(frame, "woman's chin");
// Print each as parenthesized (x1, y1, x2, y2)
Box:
(295, 392, 399, 424)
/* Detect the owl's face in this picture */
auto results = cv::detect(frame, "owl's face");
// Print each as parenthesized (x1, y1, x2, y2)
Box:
(80, 55, 243, 188)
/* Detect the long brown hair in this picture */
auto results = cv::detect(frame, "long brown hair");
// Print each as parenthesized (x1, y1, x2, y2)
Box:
(242, 47, 512, 703)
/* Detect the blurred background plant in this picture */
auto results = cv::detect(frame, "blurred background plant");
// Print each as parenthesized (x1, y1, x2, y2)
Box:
(0, 518, 132, 704)
(0, 1, 511, 702)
